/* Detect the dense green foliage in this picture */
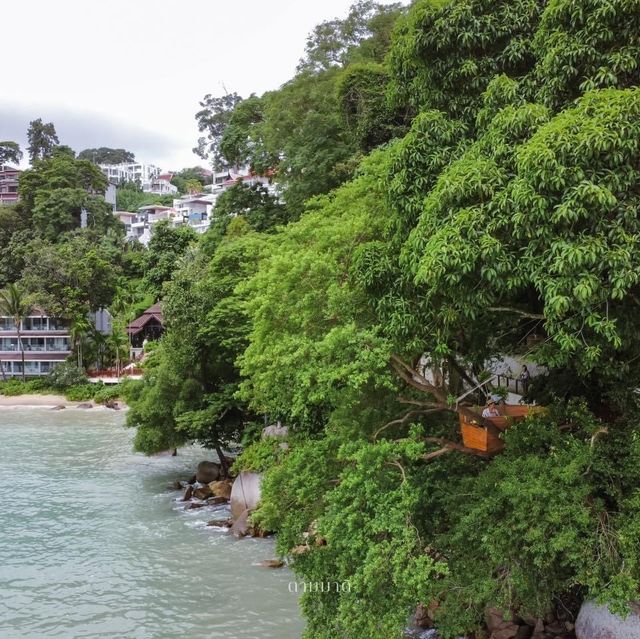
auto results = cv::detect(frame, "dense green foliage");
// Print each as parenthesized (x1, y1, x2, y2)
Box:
(26, 118, 59, 164)
(10, 1, 640, 637)
(0, 141, 22, 165)
(78, 147, 135, 164)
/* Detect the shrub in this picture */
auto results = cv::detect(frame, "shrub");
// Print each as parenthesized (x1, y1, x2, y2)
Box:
(93, 385, 121, 405)
(48, 361, 88, 389)
(64, 384, 96, 402)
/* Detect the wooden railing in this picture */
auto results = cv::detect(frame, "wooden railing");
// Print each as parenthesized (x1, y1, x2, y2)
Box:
(87, 368, 143, 378)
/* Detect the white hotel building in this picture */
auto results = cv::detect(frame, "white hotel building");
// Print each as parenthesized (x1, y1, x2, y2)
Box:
(0, 312, 72, 378)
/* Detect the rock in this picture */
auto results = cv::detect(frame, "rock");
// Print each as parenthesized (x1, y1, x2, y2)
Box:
(576, 601, 640, 639)
(486, 608, 519, 639)
(291, 544, 310, 555)
(208, 480, 232, 500)
(257, 559, 284, 568)
(187, 475, 197, 485)
(531, 619, 545, 639)
(230, 509, 251, 538)
(251, 525, 269, 538)
(169, 480, 184, 491)
(51, 405, 66, 410)
(181, 485, 193, 502)
(196, 461, 221, 484)
(207, 518, 232, 528)
(104, 400, 120, 410)
(515, 626, 533, 639)
(414, 603, 435, 629)
(192, 485, 213, 500)
(230, 472, 262, 520)
(76, 403, 93, 409)
(206, 496, 228, 506)
(185, 501, 206, 510)
(262, 421, 288, 439)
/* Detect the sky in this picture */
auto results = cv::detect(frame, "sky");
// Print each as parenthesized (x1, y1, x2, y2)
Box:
(1, 0, 404, 171)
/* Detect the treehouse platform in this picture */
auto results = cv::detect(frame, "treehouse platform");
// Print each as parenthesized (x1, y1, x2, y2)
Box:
(459, 405, 541, 454)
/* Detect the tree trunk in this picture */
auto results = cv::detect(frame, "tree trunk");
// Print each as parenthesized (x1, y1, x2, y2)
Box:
(0, 358, 6, 381)
(214, 441, 230, 479)
(17, 323, 25, 383)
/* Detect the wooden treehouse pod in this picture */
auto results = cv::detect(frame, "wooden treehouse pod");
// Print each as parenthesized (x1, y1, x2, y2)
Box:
(459, 405, 543, 454)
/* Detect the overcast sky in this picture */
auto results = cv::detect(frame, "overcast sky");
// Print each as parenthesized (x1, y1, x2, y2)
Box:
(1, 0, 403, 171)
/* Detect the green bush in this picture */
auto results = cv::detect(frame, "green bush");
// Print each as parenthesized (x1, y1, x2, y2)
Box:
(48, 362, 88, 390)
(234, 436, 288, 473)
(93, 385, 121, 405)
(64, 384, 96, 402)
(0, 378, 54, 396)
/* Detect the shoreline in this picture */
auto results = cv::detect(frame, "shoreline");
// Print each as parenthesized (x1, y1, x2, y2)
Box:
(0, 394, 91, 407)
(0, 394, 127, 409)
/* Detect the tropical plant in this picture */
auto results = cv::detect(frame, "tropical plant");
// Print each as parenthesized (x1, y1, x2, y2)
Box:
(0, 284, 33, 382)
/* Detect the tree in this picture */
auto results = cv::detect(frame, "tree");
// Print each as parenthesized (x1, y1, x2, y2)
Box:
(336, 62, 408, 151)
(297, 1, 405, 73)
(387, 0, 544, 124)
(193, 92, 243, 167)
(0, 141, 22, 166)
(0, 284, 33, 382)
(0, 206, 30, 288)
(144, 221, 197, 296)
(78, 147, 135, 164)
(26, 118, 59, 164)
(18, 150, 116, 240)
(20, 233, 122, 319)
(126, 228, 265, 466)
(208, 182, 289, 238)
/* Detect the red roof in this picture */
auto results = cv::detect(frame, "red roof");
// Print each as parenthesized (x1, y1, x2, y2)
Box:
(126, 303, 164, 335)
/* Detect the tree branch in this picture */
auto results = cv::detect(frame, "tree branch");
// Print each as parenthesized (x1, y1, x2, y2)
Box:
(488, 307, 545, 320)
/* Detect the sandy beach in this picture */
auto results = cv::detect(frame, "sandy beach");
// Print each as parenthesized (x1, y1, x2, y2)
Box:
(0, 394, 93, 408)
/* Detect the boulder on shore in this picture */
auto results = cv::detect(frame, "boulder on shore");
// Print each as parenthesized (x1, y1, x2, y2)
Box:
(230, 472, 262, 520)
(230, 509, 251, 538)
(209, 480, 233, 500)
(196, 461, 221, 484)
(576, 601, 640, 639)
(192, 485, 213, 500)
(207, 518, 232, 528)
(257, 559, 284, 568)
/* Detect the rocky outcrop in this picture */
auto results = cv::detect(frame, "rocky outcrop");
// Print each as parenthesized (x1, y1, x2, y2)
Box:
(192, 484, 213, 500)
(576, 601, 640, 639)
(196, 461, 221, 484)
(230, 509, 251, 538)
(262, 421, 288, 439)
(209, 480, 233, 500)
(230, 472, 262, 520)
(257, 559, 284, 568)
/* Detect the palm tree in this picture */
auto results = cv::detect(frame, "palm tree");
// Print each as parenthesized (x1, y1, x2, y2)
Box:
(0, 284, 33, 382)
(70, 316, 92, 369)
(107, 329, 129, 378)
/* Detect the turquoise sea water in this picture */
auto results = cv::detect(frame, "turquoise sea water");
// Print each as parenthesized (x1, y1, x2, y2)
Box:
(0, 407, 304, 639)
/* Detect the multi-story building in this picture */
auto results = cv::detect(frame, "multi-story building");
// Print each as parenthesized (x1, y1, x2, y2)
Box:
(0, 311, 72, 378)
(126, 204, 173, 246)
(148, 174, 178, 195)
(172, 194, 216, 235)
(98, 162, 161, 192)
(0, 165, 21, 206)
